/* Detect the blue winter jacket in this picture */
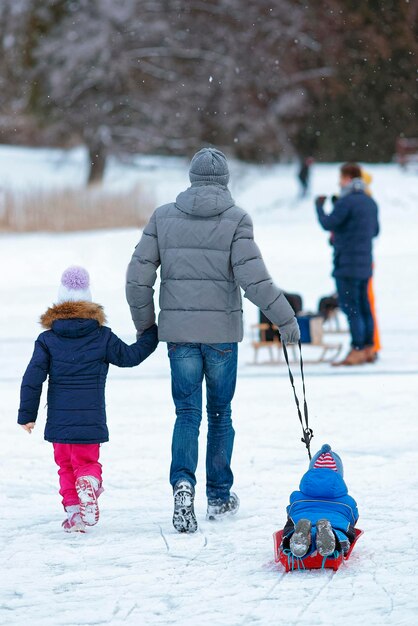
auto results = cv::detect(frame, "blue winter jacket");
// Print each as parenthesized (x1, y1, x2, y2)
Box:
(287, 469, 359, 534)
(316, 188, 379, 280)
(18, 301, 158, 444)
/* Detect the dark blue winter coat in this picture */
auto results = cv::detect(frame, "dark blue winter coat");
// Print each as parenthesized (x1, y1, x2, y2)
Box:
(287, 469, 359, 534)
(18, 301, 158, 444)
(316, 188, 379, 280)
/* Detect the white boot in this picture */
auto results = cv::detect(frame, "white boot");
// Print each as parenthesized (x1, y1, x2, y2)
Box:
(75, 476, 101, 526)
(62, 505, 86, 533)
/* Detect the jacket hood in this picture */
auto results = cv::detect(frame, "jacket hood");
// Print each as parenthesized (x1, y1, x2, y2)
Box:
(40, 301, 106, 329)
(340, 177, 367, 197)
(299, 468, 348, 499)
(175, 183, 235, 218)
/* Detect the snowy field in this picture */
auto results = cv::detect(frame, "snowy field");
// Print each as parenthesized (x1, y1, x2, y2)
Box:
(0, 147, 417, 625)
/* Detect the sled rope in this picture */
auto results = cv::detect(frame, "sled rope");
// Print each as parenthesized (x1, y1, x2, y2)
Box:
(282, 340, 313, 460)
(321, 551, 340, 569)
(283, 548, 306, 571)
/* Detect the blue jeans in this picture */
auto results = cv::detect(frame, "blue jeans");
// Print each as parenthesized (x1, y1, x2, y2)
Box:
(167, 343, 238, 500)
(336, 277, 374, 349)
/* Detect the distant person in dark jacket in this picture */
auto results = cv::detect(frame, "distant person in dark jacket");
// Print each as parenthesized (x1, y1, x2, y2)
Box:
(126, 147, 300, 534)
(18, 266, 158, 533)
(281, 444, 359, 561)
(315, 163, 379, 366)
(298, 157, 314, 197)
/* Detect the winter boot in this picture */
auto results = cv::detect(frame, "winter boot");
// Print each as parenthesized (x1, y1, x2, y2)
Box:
(75, 476, 101, 526)
(62, 505, 86, 533)
(332, 348, 367, 367)
(339, 539, 350, 555)
(172, 480, 198, 534)
(316, 519, 336, 557)
(289, 519, 312, 557)
(206, 493, 240, 521)
(364, 346, 378, 363)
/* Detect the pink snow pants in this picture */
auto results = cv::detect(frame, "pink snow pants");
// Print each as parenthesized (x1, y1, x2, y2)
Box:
(53, 443, 102, 509)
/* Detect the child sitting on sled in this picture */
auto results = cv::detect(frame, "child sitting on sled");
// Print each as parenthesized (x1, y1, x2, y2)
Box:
(18, 266, 158, 533)
(281, 444, 359, 559)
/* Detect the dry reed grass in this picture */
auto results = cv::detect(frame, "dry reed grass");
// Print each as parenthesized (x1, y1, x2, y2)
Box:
(0, 184, 153, 232)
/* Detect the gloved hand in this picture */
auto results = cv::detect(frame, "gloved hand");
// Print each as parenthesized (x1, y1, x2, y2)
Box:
(331, 194, 339, 204)
(315, 195, 327, 209)
(279, 317, 300, 345)
(136, 323, 158, 341)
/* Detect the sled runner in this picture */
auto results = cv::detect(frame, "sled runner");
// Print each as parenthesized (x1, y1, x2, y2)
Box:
(273, 527, 363, 572)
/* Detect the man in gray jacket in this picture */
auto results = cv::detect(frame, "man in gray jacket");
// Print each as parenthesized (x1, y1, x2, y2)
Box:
(126, 148, 300, 533)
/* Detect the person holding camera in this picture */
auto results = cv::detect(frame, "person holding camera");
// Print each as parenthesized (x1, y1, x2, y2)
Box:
(315, 163, 379, 366)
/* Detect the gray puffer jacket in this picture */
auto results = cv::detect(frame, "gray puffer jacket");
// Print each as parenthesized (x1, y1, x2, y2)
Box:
(126, 183, 297, 343)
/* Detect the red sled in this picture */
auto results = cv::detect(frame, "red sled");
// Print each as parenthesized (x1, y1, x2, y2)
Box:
(273, 527, 363, 572)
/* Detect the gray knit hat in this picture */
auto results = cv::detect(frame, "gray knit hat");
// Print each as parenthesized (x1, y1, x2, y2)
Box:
(189, 148, 230, 186)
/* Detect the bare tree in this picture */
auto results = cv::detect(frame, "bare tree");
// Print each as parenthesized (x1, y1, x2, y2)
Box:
(0, 0, 34, 143)
(4, 0, 411, 169)
(29, 0, 228, 182)
(169, 0, 333, 161)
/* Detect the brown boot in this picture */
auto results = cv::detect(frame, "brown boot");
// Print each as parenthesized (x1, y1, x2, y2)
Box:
(364, 346, 378, 363)
(332, 348, 367, 366)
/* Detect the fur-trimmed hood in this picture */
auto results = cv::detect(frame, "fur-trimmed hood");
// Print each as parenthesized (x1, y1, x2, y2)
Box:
(40, 301, 106, 329)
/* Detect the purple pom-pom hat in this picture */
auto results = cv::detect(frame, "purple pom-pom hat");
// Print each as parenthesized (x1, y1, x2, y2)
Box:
(57, 266, 92, 303)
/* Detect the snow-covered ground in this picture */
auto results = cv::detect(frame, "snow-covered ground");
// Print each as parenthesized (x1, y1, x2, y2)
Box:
(0, 147, 417, 625)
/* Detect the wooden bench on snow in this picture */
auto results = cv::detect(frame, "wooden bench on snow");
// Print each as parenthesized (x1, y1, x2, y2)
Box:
(251, 316, 343, 365)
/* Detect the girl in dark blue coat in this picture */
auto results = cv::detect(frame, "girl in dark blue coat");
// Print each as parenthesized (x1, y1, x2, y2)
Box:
(281, 444, 359, 560)
(18, 267, 158, 532)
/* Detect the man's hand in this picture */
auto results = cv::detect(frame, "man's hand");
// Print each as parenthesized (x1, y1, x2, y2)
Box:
(21, 422, 35, 434)
(315, 195, 327, 208)
(279, 318, 300, 345)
